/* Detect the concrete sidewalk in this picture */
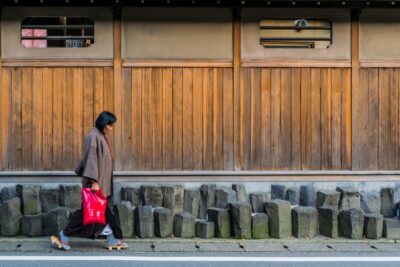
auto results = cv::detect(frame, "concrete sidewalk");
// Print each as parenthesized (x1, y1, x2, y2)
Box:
(0, 237, 399, 254)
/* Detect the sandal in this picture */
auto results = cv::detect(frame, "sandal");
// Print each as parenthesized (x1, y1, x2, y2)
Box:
(50, 236, 71, 251)
(105, 241, 128, 251)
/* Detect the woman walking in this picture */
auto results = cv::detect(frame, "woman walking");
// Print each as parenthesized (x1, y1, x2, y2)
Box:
(51, 111, 128, 251)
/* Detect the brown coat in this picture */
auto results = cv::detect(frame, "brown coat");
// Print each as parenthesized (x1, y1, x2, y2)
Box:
(74, 127, 113, 197)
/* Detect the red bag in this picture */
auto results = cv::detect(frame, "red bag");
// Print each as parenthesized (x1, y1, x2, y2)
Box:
(82, 188, 107, 225)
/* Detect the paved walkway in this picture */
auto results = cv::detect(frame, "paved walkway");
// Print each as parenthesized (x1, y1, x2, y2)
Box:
(0, 237, 399, 254)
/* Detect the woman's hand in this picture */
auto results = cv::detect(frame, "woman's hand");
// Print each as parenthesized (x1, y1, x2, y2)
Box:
(91, 181, 100, 191)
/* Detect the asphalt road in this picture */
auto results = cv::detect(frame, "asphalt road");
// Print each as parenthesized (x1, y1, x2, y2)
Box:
(0, 253, 400, 267)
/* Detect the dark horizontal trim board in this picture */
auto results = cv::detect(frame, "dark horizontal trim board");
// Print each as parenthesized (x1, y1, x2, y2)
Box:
(360, 61, 400, 68)
(241, 60, 351, 68)
(1, 59, 114, 67)
(122, 60, 233, 68)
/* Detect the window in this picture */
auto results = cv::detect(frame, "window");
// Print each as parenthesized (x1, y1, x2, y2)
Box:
(20, 17, 94, 48)
(260, 18, 332, 48)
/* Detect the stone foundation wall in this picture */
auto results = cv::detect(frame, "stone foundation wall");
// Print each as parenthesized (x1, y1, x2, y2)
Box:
(1, 182, 400, 239)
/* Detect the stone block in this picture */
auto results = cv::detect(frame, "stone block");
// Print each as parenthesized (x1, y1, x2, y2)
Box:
(114, 201, 135, 238)
(173, 185, 184, 214)
(316, 190, 340, 209)
(195, 220, 215, 239)
(41, 188, 59, 213)
(251, 213, 269, 239)
(265, 199, 292, 239)
(207, 207, 231, 238)
(59, 185, 82, 209)
(43, 207, 70, 236)
(21, 214, 43, 237)
(318, 207, 339, 238)
(232, 184, 247, 202)
(0, 197, 22, 236)
(135, 205, 154, 238)
(183, 189, 200, 218)
(360, 191, 381, 214)
(300, 185, 317, 207)
(271, 185, 286, 200)
(1, 186, 17, 201)
(154, 207, 174, 238)
(215, 188, 237, 208)
(173, 212, 195, 238)
(140, 186, 163, 208)
(383, 218, 400, 239)
(338, 208, 364, 239)
(199, 184, 216, 219)
(364, 213, 383, 239)
(250, 192, 270, 213)
(286, 188, 299, 205)
(161, 186, 175, 211)
(121, 187, 141, 206)
(337, 186, 360, 211)
(381, 188, 400, 218)
(292, 206, 318, 238)
(230, 202, 252, 239)
(17, 184, 42, 215)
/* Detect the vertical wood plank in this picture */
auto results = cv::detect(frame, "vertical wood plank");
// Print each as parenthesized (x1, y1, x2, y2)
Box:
(52, 68, 64, 170)
(352, 68, 365, 170)
(378, 68, 390, 169)
(72, 68, 84, 166)
(213, 68, 224, 170)
(281, 68, 292, 169)
(331, 68, 342, 169)
(42, 68, 53, 170)
(321, 68, 332, 170)
(162, 68, 173, 170)
(182, 68, 193, 170)
(270, 68, 282, 169)
(291, 68, 301, 170)
(203, 68, 213, 170)
(121, 67, 133, 170)
(142, 68, 153, 170)
(63, 68, 74, 170)
(250, 68, 261, 170)
(94, 68, 104, 117)
(367, 68, 379, 169)
(32, 69, 43, 170)
(131, 68, 142, 169)
(193, 68, 203, 170)
(260, 68, 271, 170)
(223, 68, 234, 170)
(240, 68, 251, 169)
(301, 68, 312, 170)
(311, 68, 321, 169)
(172, 68, 183, 170)
(233, 9, 241, 171)
(22, 68, 33, 170)
(113, 9, 122, 171)
(153, 68, 163, 170)
(83, 68, 94, 135)
(103, 67, 114, 112)
(388, 69, 399, 169)
(1, 68, 12, 170)
(342, 69, 352, 169)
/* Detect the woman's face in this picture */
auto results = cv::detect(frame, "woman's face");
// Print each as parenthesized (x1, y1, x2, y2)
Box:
(104, 124, 115, 135)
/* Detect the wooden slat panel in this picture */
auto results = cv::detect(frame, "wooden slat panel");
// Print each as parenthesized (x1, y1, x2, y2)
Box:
(240, 68, 251, 169)
(203, 68, 213, 170)
(331, 68, 342, 169)
(32, 69, 43, 170)
(291, 68, 301, 170)
(153, 68, 163, 170)
(352, 68, 365, 170)
(301, 68, 312, 170)
(72, 68, 84, 167)
(12, 68, 23, 170)
(42, 68, 53, 170)
(378, 69, 390, 169)
(270, 68, 282, 169)
(121, 68, 133, 170)
(193, 68, 203, 170)
(182, 68, 193, 170)
(213, 68, 224, 170)
(260, 68, 271, 170)
(63, 68, 74, 169)
(172, 68, 183, 170)
(52, 68, 64, 170)
(162, 68, 173, 170)
(311, 68, 321, 169)
(281, 68, 292, 170)
(367, 68, 379, 169)
(22, 68, 33, 170)
(1, 69, 12, 170)
(321, 69, 333, 170)
(223, 68, 234, 170)
(131, 68, 142, 169)
(142, 68, 154, 170)
(388, 69, 399, 169)
(250, 68, 261, 170)
(342, 68, 352, 170)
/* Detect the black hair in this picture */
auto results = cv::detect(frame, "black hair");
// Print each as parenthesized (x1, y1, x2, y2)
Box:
(95, 111, 117, 133)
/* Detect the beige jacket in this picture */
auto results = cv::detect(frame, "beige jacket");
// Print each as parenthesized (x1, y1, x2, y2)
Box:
(74, 127, 113, 197)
